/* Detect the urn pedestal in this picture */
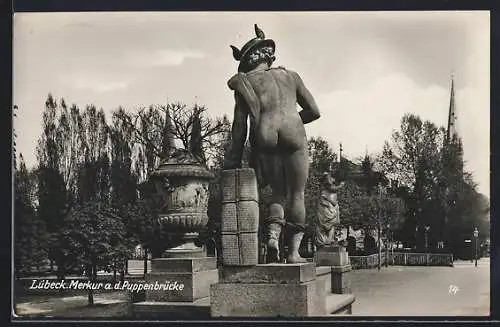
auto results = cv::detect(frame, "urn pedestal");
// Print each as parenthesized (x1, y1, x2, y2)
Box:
(132, 150, 219, 319)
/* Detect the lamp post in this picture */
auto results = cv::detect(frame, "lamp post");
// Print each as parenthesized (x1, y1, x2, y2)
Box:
(424, 225, 430, 250)
(377, 185, 383, 271)
(473, 227, 479, 267)
(385, 223, 390, 267)
(415, 224, 418, 249)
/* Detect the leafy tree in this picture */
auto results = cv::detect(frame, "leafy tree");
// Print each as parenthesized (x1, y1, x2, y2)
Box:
(377, 114, 445, 248)
(14, 155, 49, 277)
(308, 137, 337, 173)
(378, 113, 487, 254)
(61, 202, 133, 305)
(36, 94, 72, 278)
(360, 154, 379, 195)
(354, 191, 405, 253)
(54, 100, 86, 203)
(338, 181, 365, 232)
(109, 108, 138, 209)
(76, 106, 111, 204)
(122, 199, 164, 260)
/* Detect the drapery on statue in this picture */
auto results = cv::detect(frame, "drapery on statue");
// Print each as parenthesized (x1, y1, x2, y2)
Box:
(224, 24, 321, 263)
(314, 172, 345, 248)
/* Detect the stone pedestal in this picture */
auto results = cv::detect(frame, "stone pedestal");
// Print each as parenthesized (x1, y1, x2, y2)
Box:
(314, 246, 352, 295)
(315, 246, 350, 267)
(162, 233, 206, 258)
(132, 257, 218, 319)
(220, 168, 259, 266)
(331, 265, 352, 294)
(210, 263, 324, 317)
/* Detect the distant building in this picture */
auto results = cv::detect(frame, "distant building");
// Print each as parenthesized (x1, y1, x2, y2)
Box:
(327, 145, 391, 253)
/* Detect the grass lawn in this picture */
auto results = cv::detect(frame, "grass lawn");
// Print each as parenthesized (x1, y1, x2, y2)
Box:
(14, 291, 132, 318)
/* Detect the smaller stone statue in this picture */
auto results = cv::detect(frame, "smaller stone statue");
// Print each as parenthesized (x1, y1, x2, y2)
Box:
(314, 172, 345, 248)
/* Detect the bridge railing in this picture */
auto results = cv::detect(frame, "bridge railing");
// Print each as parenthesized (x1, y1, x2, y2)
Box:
(349, 253, 385, 269)
(389, 252, 453, 267)
(349, 252, 453, 269)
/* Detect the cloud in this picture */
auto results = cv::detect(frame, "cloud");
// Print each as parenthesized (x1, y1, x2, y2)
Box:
(308, 71, 489, 195)
(311, 72, 449, 153)
(66, 72, 132, 93)
(125, 49, 207, 67)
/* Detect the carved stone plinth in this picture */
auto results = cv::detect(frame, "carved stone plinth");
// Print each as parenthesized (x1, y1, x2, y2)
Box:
(132, 257, 218, 319)
(315, 246, 350, 267)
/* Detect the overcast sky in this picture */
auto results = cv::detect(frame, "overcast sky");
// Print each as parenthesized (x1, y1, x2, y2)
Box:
(13, 11, 490, 196)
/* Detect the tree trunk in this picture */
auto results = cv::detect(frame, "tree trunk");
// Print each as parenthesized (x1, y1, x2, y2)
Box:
(143, 248, 148, 277)
(385, 238, 389, 267)
(113, 264, 117, 282)
(56, 252, 66, 280)
(87, 264, 94, 305)
(120, 263, 125, 283)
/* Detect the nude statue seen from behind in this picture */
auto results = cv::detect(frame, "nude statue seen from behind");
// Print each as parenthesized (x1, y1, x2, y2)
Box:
(224, 24, 321, 263)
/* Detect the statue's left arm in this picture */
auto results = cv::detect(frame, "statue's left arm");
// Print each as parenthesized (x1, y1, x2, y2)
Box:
(289, 70, 321, 125)
(224, 92, 249, 169)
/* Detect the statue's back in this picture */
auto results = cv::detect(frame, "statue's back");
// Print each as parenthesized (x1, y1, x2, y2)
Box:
(244, 67, 307, 153)
(245, 67, 298, 116)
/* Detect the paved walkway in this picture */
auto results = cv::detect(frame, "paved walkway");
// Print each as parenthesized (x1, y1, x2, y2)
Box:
(350, 258, 490, 316)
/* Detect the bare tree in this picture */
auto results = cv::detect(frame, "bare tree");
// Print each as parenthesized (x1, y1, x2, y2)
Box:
(115, 103, 229, 174)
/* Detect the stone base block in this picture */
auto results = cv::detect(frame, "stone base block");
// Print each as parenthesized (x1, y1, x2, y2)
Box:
(151, 257, 217, 273)
(132, 298, 211, 319)
(210, 281, 321, 317)
(219, 263, 316, 284)
(163, 246, 206, 259)
(315, 246, 350, 267)
(145, 269, 218, 302)
(325, 293, 355, 315)
(315, 266, 354, 313)
(316, 266, 332, 295)
(331, 265, 352, 294)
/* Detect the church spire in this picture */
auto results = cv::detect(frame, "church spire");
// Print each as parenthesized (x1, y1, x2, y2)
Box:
(339, 142, 343, 162)
(446, 72, 457, 143)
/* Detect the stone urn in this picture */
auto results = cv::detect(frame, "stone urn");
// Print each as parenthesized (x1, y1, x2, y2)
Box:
(150, 149, 213, 258)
